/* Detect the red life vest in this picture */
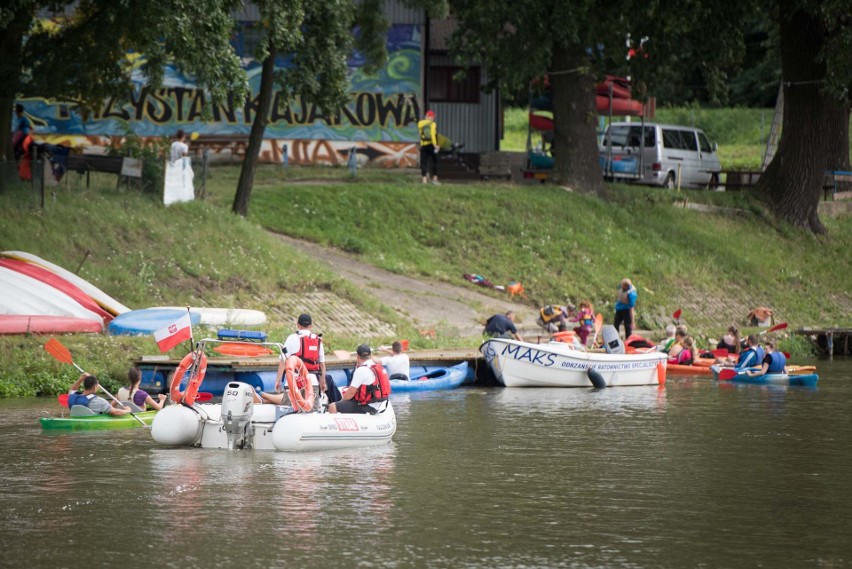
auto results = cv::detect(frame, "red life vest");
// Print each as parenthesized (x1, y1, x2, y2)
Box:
(354, 363, 391, 406)
(293, 334, 322, 372)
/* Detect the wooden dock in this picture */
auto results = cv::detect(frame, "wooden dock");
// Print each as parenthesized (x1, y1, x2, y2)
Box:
(795, 327, 852, 356)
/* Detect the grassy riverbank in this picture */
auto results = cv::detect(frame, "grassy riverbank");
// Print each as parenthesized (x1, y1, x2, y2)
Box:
(1, 130, 850, 397)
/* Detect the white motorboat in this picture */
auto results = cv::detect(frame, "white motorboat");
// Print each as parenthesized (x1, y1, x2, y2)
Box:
(480, 336, 667, 388)
(152, 338, 396, 451)
(151, 381, 396, 451)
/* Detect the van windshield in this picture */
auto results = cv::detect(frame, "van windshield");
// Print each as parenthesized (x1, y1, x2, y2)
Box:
(606, 125, 655, 147)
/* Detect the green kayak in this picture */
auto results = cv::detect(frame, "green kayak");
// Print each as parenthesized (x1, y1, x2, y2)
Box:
(40, 411, 157, 431)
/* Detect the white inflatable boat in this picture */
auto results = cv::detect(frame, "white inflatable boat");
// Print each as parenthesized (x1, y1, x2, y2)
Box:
(151, 381, 396, 451)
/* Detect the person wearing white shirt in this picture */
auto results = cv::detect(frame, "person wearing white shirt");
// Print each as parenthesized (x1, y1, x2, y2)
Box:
(282, 313, 326, 393)
(259, 313, 327, 407)
(169, 129, 189, 162)
(329, 345, 388, 414)
(381, 341, 410, 380)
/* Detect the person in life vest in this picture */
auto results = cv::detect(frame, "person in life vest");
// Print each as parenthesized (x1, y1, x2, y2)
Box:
(328, 344, 390, 414)
(733, 335, 764, 370)
(667, 336, 695, 365)
(67, 373, 132, 416)
(570, 300, 595, 345)
(536, 304, 571, 333)
(614, 278, 637, 338)
(747, 340, 787, 376)
(656, 324, 677, 353)
(417, 110, 440, 185)
(261, 313, 328, 405)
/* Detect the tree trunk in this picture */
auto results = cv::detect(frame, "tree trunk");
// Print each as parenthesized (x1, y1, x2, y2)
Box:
(0, 10, 30, 163)
(232, 43, 277, 217)
(758, 9, 850, 234)
(549, 47, 605, 194)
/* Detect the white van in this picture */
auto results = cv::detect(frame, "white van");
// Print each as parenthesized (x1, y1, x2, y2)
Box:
(599, 122, 721, 189)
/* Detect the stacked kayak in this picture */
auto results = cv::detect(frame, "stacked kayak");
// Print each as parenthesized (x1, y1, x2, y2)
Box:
(108, 308, 201, 335)
(41, 411, 157, 430)
(1, 250, 130, 315)
(710, 365, 819, 387)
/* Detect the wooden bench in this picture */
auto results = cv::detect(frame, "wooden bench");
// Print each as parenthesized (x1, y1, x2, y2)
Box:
(66, 154, 142, 188)
(823, 170, 852, 201)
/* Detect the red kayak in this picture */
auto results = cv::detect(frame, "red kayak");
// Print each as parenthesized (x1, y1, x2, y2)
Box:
(0, 258, 112, 324)
(0, 315, 103, 335)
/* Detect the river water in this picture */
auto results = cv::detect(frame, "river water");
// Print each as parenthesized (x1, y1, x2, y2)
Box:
(2, 358, 850, 569)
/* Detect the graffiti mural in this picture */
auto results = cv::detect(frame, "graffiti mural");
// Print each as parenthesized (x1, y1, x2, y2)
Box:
(15, 24, 423, 165)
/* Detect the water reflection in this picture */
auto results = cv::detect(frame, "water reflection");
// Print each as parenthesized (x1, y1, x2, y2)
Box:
(490, 385, 667, 415)
(1, 359, 851, 568)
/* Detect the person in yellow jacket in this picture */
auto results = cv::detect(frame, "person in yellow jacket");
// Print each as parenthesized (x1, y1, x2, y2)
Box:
(417, 110, 440, 185)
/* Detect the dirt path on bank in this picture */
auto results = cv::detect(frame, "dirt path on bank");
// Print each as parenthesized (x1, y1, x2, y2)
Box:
(273, 233, 538, 338)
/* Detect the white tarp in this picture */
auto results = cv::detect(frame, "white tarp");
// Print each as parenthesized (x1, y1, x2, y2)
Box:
(163, 157, 194, 206)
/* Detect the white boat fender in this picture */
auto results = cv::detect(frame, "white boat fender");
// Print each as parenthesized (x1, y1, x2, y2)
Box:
(587, 367, 607, 389)
(151, 404, 203, 446)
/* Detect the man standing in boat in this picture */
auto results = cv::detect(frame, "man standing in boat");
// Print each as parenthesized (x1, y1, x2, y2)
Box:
(284, 313, 327, 396)
(67, 373, 132, 416)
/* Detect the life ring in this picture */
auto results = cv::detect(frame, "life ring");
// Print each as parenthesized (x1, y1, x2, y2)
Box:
(551, 331, 575, 343)
(285, 355, 314, 412)
(169, 351, 208, 406)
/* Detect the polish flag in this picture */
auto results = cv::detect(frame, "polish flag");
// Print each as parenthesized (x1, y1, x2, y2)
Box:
(153, 314, 193, 353)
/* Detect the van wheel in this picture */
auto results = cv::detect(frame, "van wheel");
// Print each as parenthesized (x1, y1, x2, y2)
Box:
(664, 173, 676, 190)
(708, 174, 720, 190)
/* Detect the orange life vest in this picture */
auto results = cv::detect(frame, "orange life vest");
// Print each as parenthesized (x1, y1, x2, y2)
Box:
(354, 363, 391, 406)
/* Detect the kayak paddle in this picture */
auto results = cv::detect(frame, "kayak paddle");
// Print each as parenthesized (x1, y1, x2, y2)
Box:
(57, 393, 69, 406)
(590, 313, 604, 346)
(718, 368, 738, 381)
(44, 337, 148, 427)
(758, 322, 787, 335)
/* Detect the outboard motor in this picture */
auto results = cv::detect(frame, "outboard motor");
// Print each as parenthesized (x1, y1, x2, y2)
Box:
(220, 382, 255, 449)
(601, 325, 625, 354)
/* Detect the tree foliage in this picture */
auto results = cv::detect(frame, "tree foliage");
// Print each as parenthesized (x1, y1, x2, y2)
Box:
(413, 0, 849, 233)
(0, 0, 247, 161)
(231, 0, 389, 216)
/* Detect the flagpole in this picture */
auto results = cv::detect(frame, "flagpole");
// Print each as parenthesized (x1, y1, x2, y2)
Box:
(186, 306, 194, 350)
